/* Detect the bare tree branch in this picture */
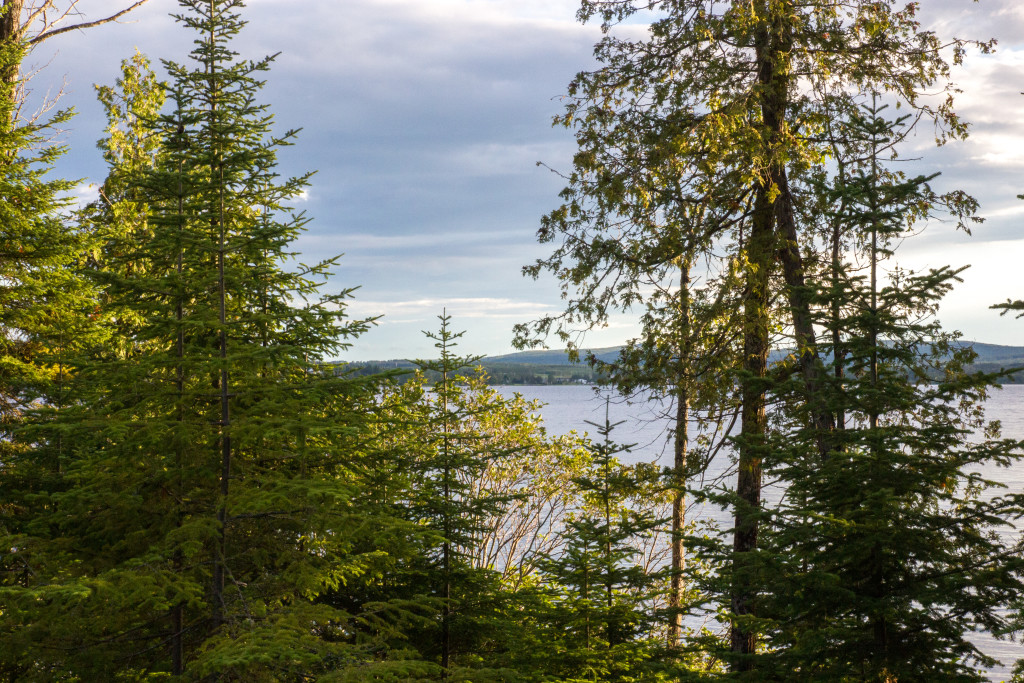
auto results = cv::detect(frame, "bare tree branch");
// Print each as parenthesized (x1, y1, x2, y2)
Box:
(28, 0, 152, 45)
(23, 0, 56, 34)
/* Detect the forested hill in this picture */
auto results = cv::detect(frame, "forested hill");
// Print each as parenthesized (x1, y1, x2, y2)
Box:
(345, 341, 1024, 385)
(485, 341, 1024, 366)
(956, 342, 1024, 382)
(484, 346, 622, 365)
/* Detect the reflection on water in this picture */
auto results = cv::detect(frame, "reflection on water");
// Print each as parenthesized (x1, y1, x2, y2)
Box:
(496, 384, 1024, 680)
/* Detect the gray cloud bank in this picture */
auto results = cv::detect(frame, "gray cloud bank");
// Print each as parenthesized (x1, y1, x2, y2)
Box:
(31, 0, 1024, 359)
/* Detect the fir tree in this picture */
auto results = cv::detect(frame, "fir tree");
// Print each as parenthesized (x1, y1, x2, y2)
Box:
(332, 349, 604, 680)
(18, 1, 381, 677)
(755, 99, 1024, 680)
(520, 399, 669, 682)
(407, 314, 522, 679)
(0, 37, 105, 679)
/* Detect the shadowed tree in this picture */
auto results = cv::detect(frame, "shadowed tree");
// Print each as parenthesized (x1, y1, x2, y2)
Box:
(3, 0, 388, 678)
(755, 98, 1024, 681)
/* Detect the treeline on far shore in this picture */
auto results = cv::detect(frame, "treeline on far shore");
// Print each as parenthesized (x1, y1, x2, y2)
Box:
(340, 359, 602, 385)
(339, 358, 1024, 386)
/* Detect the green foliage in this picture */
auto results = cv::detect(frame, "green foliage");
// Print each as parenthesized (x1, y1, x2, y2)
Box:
(0, 37, 107, 681)
(751, 100, 1024, 680)
(3, 1, 1023, 681)
(3, 1, 386, 678)
(323, 318, 603, 679)
(510, 403, 673, 682)
(521, 0, 1009, 676)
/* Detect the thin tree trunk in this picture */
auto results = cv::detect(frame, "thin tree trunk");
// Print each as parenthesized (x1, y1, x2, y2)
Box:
(602, 401, 613, 646)
(583, 555, 591, 651)
(668, 263, 690, 648)
(214, 141, 230, 630)
(172, 118, 186, 677)
(668, 385, 688, 645)
(208, 4, 230, 630)
(868, 106, 887, 666)
(832, 205, 845, 431)
(441, 360, 451, 678)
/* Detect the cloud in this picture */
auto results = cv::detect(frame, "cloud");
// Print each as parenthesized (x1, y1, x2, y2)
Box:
(69, 183, 99, 209)
(25, 0, 1024, 360)
(448, 142, 570, 177)
(920, 0, 1024, 47)
(346, 297, 557, 322)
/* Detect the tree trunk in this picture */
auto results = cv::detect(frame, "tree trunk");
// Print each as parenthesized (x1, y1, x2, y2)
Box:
(668, 263, 690, 648)
(759, 1, 835, 459)
(668, 384, 688, 646)
(441, 361, 451, 678)
(208, 7, 230, 630)
(773, 170, 836, 457)
(730, 2, 838, 668)
(0, 0, 23, 120)
(0, 1, 23, 46)
(172, 125, 186, 677)
(731, 176, 771, 669)
(831, 202, 845, 431)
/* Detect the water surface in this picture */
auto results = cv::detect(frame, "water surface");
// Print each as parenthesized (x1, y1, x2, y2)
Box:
(495, 384, 1024, 680)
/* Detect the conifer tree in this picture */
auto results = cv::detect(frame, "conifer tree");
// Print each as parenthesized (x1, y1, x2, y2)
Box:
(404, 314, 523, 679)
(15, 1, 381, 678)
(332, 350, 603, 680)
(523, 1, 991, 666)
(0, 37, 105, 679)
(754, 99, 1024, 680)
(518, 400, 669, 681)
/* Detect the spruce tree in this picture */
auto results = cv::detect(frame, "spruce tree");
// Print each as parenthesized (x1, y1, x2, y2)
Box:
(19, 1, 381, 677)
(406, 314, 521, 679)
(332, 349, 605, 680)
(520, 401, 669, 682)
(0, 37, 105, 679)
(754, 99, 1024, 680)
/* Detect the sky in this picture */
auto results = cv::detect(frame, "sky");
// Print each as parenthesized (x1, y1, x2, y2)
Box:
(25, 0, 1024, 360)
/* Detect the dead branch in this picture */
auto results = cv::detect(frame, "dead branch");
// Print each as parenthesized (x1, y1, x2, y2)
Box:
(28, 0, 154, 45)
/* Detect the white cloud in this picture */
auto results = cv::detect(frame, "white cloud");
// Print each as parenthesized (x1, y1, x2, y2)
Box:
(69, 183, 99, 210)
(346, 296, 557, 322)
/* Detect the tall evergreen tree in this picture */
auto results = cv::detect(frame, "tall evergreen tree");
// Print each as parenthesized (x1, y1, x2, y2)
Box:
(754, 99, 1024, 680)
(10, 1, 382, 678)
(0, 36, 105, 680)
(521, 0, 990, 666)
(406, 314, 523, 679)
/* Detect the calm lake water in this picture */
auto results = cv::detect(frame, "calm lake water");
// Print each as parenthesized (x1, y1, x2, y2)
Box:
(495, 384, 1024, 681)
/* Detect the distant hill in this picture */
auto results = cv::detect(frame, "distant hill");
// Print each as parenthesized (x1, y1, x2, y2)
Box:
(484, 347, 621, 366)
(341, 341, 1024, 385)
(959, 341, 1024, 365)
(483, 341, 1024, 366)
(479, 341, 1024, 384)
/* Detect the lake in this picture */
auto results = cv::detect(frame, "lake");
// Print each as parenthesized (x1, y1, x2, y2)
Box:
(495, 383, 1024, 681)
